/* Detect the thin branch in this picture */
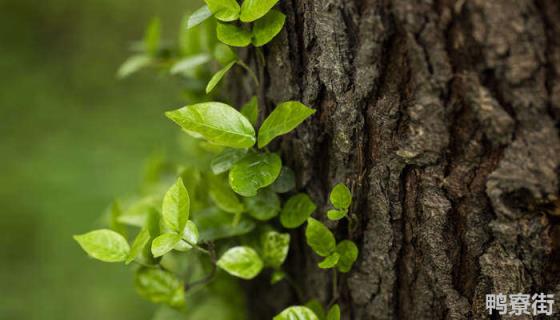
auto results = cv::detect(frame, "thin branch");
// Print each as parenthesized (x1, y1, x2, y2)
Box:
(184, 242, 217, 291)
(236, 59, 260, 87)
(328, 269, 339, 307)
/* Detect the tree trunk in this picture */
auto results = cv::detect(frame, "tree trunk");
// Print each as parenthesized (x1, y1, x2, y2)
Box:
(244, 0, 560, 319)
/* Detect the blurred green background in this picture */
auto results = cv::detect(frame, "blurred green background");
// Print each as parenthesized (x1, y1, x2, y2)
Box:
(0, 0, 199, 318)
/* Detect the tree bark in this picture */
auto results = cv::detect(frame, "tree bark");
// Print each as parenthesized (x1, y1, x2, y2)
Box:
(244, 0, 560, 319)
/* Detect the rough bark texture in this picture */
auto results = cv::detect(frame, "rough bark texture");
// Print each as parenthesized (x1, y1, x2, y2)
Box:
(242, 0, 560, 319)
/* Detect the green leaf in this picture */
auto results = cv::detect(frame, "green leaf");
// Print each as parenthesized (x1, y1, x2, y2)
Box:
(241, 96, 259, 126)
(270, 166, 296, 193)
(305, 218, 336, 257)
(127, 227, 151, 264)
(209, 175, 245, 214)
(258, 101, 316, 148)
(326, 209, 347, 221)
(262, 231, 290, 268)
(229, 152, 282, 197)
(161, 178, 190, 233)
(318, 252, 340, 269)
(217, 246, 263, 279)
(217, 22, 252, 47)
(336, 240, 358, 273)
(144, 17, 161, 55)
(211, 148, 248, 174)
(117, 55, 152, 79)
(270, 270, 286, 284)
(243, 188, 280, 221)
(214, 43, 238, 65)
(206, 61, 236, 93)
(187, 5, 213, 29)
(152, 233, 182, 258)
(127, 210, 160, 265)
(74, 229, 130, 263)
(273, 306, 319, 320)
(194, 207, 255, 241)
(329, 183, 352, 209)
(305, 300, 325, 320)
(252, 9, 286, 47)
(240, 0, 280, 22)
(326, 304, 340, 320)
(205, 0, 240, 22)
(280, 193, 317, 229)
(182, 220, 199, 245)
(135, 267, 185, 308)
(172, 240, 193, 252)
(170, 54, 211, 75)
(166, 102, 256, 149)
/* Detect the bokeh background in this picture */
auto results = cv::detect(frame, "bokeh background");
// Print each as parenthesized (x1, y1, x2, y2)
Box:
(0, 0, 199, 318)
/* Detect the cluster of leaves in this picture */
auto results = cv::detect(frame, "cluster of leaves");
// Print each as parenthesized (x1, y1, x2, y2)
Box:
(75, 2, 359, 319)
(190, 0, 286, 48)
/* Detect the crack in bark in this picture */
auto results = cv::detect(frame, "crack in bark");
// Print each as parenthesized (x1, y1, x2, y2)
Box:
(243, 0, 560, 319)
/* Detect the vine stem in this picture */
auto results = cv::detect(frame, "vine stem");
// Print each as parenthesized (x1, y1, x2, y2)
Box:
(284, 272, 305, 303)
(236, 60, 260, 87)
(328, 269, 339, 307)
(183, 239, 211, 255)
(184, 242, 217, 291)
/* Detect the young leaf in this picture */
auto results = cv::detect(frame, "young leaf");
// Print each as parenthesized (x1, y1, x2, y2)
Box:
(240, 0, 280, 22)
(206, 61, 236, 93)
(74, 229, 130, 263)
(273, 306, 319, 320)
(243, 188, 280, 221)
(329, 183, 352, 209)
(326, 304, 341, 320)
(305, 300, 325, 320)
(135, 267, 185, 308)
(280, 193, 316, 229)
(127, 210, 160, 265)
(252, 10, 286, 47)
(270, 166, 296, 193)
(182, 220, 199, 245)
(152, 233, 182, 258)
(209, 175, 245, 214)
(318, 252, 340, 269)
(166, 102, 256, 149)
(211, 148, 248, 174)
(262, 231, 290, 268)
(217, 246, 264, 279)
(326, 209, 347, 221)
(205, 0, 240, 22)
(170, 54, 211, 75)
(271, 270, 286, 284)
(214, 43, 238, 66)
(217, 22, 252, 47)
(187, 5, 213, 29)
(144, 17, 161, 56)
(127, 227, 151, 264)
(336, 240, 358, 273)
(229, 152, 282, 197)
(258, 101, 316, 148)
(241, 96, 259, 126)
(161, 178, 190, 233)
(305, 218, 336, 257)
(117, 55, 152, 79)
(173, 240, 193, 252)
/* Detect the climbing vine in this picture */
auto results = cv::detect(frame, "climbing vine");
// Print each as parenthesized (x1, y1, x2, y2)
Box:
(74, 1, 358, 319)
